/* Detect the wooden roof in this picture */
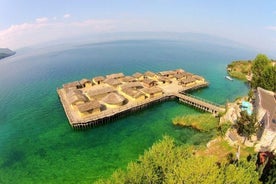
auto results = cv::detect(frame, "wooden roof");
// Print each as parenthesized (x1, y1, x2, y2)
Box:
(133, 72, 143, 78)
(79, 78, 91, 85)
(159, 70, 176, 76)
(77, 100, 101, 113)
(104, 78, 121, 86)
(143, 78, 158, 85)
(63, 81, 80, 89)
(193, 75, 204, 81)
(122, 88, 144, 98)
(106, 73, 124, 79)
(184, 72, 194, 77)
(93, 76, 105, 82)
(141, 87, 163, 95)
(157, 76, 171, 82)
(86, 86, 115, 98)
(68, 92, 89, 105)
(175, 69, 185, 74)
(101, 92, 126, 105)
(121, 76, 137, 82)
(144, 71, 156, 77)
(121, 82, 143, 90)
(66, 89, 82, 96)
(180, 77, 197, 84)
(174, 73, 185, 79)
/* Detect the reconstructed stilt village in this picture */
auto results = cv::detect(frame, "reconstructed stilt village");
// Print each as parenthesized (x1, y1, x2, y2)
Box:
(57, 69, 225, 129)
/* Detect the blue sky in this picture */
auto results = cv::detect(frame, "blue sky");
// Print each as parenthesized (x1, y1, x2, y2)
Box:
(1, 0, 276, 53)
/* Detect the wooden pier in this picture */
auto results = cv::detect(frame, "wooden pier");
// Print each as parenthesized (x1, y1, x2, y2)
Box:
(176, 93, 225, 114)
(57, 69, 225, 129)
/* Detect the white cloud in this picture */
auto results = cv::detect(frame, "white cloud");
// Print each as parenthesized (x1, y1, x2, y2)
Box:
(0, 17, 153, 49)
(35, 17, 49, 23)
(0, 19, 117, 49)
(63, 14, 71, 19)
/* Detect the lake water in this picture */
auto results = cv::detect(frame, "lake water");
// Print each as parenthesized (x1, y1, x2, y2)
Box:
(0, 40, 253, 183)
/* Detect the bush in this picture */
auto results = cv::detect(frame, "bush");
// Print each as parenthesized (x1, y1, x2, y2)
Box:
(172, 113, 218, 132)
(96, 136, 260, 184)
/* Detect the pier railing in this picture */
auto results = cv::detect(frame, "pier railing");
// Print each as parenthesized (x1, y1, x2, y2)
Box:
(79, 94, 172, 124)
(180, 92, 225, 108)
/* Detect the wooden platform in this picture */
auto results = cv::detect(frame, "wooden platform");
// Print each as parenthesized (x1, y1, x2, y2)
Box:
(57, 69, 225, 129)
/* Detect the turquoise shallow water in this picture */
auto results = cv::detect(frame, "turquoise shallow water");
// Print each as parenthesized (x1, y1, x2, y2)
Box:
(0, 40, 253, 183)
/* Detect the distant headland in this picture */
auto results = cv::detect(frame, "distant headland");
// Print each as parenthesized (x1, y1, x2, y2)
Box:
(0, 48, 16, 60)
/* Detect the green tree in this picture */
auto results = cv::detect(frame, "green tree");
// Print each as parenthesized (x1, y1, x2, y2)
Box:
(224, 159, 260, 184)
(260, 65, 276, 91)
(251, 54, 272, 89)
(96, 136, 261, 184)
(235, 111, 257, 143)
(217, 122, 231, 137)
(166, 156, 223, 184)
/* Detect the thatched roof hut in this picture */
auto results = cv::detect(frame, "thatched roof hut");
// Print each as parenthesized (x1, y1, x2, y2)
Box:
(121, 76, 137, 83)
(66, 88, 82, 95)
(120, 82, 143, 90)
(175, 68, 185, 74)
(106, 73, 124, 79)
(143, 78, 158, 87)
(174, 73, 185, 80)
(67, 90, 89, 105)
(183, 72, 194, 78)
(68, 95, 88, 105)
(79, 78, 92, 88)
(132, 72, 143, 79)
(144, 71, 156, 78)
(86, 86, 115, 99)
(141, 87, 163, 97)
(179, 77, 196, 85)
(93, 76, 105, 84)
(63, 81, 81, 92)
(76, 100, 101, 113)
(159, 70, 176, 77)
(122, 88, 145, 100)
(104, 78, 121, 87)
(157, 76, 172, 84)
(63, 81, 81, 88)
(101, 92, 126, 105)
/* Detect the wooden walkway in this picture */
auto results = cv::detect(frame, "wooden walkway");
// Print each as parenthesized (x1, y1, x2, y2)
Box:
(175, 92, 225, 114)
